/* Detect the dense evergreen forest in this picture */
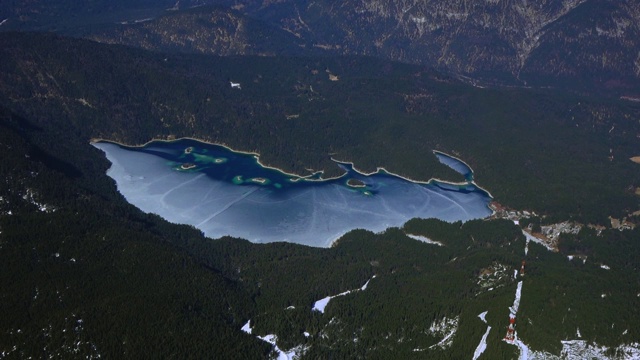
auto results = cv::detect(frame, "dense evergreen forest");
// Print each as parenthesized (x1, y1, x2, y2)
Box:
(0, 32, 639, 358)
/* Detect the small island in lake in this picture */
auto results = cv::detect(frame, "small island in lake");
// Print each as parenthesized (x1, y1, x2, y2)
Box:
(184, 147, 194, 154)
(250, 177, 269, 184)
(180, 163, 196, 170)
(347, 178, 366, 188)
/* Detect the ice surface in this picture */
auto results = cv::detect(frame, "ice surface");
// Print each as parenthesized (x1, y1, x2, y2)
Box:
(94, 141, 492, 247)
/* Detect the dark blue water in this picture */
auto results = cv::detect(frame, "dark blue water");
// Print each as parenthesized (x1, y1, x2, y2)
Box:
(94, 139, 492, 247)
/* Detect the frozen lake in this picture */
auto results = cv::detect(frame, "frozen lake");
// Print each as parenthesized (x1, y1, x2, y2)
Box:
(93, 139, 492, 247)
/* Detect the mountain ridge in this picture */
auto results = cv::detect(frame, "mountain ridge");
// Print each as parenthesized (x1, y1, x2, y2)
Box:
(38, 0, 638, 96)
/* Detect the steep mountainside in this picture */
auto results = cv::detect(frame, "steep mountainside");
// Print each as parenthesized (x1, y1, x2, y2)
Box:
(54, 0, 640, 95)
(520, 0, 640, 92)
(83, 6, 317, 57)
(217, 0, 640, 94)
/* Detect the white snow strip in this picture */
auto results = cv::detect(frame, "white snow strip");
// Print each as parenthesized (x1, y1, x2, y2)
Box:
(432, 327, 456, 349)
(478, 311, 488, 324)
(515, 336, 530, 360)
(600, 264, 610, 270)
(472, 326, 491, 360)
(312, 276, 376, 314)
(405, 233, 444, 246)
(510, 281, 523, 316)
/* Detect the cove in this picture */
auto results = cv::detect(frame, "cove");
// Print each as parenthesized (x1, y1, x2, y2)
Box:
(93, 139, 493, 247)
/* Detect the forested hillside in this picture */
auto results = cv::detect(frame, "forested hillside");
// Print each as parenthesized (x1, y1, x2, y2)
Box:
(0, 31, 639, 359)
(1, 32, 638, 224)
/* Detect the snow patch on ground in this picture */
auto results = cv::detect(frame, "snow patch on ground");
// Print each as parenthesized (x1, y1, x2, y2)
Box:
(477, 262, 510, 294)
(405, 233, 444, 246)
(427, 316, 459, 349)
(558, 340, 640, 359)
(241, 320, 252, 334)
(478, 311, 488, 324)
(241, 320, 308, 359)
(600, 264, 610, 270)
(312, 297, 332, 313)
(312, 276, 376, 314)
(560, 340, 611, 359)
(510, 281, 523, 317)
(522, 230, 554, 252)
(617, 343, 640, 359)
(515, 336, 530, 360)
(22, 188, 56, 213)
(510, 339, 640, 359)
(472, 325, 491, 360)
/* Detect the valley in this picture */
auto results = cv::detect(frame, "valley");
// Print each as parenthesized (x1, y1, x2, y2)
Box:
(0, 3, 638, 357)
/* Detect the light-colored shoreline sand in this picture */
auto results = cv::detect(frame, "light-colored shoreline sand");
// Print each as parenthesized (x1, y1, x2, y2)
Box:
(631, 156, 640, 164)
(90, 137, 493, 199)
(91, 137, 324, 179)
